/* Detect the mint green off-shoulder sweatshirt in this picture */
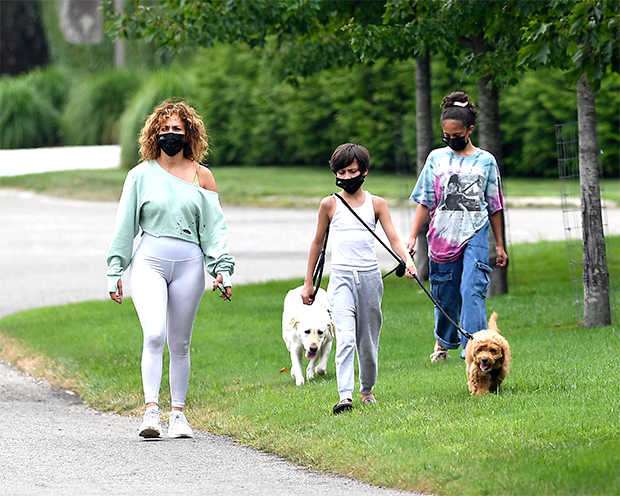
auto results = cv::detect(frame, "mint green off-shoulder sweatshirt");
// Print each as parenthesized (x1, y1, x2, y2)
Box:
(106, 160, 235, 293)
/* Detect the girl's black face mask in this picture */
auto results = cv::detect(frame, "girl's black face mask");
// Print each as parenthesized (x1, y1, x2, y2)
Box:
(336, 173, 365, 194)
(442, 134, 469, 151)
(157, 132, 186, 157)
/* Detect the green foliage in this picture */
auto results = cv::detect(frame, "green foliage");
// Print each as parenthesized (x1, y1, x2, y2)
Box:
(518, 0, 620, 89)
(22, 65, 72, 112)
(118, 70, 199, 168)
(0, 75, 59, 149)
(40, 0, 115, 72)
(501, 69, 619, 177)
(1, 238, 618, 495)
(60, 70, 143, 146)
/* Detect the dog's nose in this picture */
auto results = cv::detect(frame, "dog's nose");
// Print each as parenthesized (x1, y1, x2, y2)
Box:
(481, 358, 488, 364)
(309, 345, 318, 353)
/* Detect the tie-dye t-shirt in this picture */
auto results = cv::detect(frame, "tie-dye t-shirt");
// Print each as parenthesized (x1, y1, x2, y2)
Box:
(410, 147, 504, 264)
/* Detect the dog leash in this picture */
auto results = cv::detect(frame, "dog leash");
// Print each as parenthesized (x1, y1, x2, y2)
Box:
(333, 193, 406, 278)
(333, 192, 473, 341)
(312, 225, 330, 299)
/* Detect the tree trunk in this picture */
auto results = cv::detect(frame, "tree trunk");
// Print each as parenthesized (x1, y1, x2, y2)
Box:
(577, 74, 611, 327)
(477, 75, 508, 296)
(114, 0, 125, 68)
(415, 52, 433, 280)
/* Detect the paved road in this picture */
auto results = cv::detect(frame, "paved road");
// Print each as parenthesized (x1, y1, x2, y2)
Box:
(1, 146, 618, 495)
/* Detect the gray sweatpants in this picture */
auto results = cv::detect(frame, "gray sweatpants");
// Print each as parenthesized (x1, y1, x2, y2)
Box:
(327, 268, 383, 401)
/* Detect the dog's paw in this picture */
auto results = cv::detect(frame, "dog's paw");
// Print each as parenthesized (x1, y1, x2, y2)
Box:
(295, 377, 305, 386)
(315, 366, 326, 376)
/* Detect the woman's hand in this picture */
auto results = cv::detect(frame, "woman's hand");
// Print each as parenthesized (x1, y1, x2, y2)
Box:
(212, 273, 232, 300)
(110, 280, 123, 304)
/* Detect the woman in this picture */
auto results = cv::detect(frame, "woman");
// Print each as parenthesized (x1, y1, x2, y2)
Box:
(107, 100, 234, 438)
(407, 91, 507, 362)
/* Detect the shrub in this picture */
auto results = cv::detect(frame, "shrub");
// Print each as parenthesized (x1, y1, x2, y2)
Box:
(0, 75, 59, 149)
(60, 70, 143, 146)
(23, 65, 72, 112)
(118, 70, 199, 169)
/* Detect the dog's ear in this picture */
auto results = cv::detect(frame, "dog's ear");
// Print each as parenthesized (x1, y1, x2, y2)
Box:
(488, 312, 499, 332)
(288, 317, 300, 331)
(328, 320, 335, 338)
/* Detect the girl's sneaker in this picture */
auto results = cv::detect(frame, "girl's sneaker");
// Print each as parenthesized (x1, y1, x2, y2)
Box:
(430, 341, 449, 362)
(168, 410, 193, 438)
(138, 406, 163, 438)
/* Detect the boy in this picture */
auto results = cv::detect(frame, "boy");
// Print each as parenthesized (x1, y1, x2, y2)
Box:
(301, 143, 416, 414)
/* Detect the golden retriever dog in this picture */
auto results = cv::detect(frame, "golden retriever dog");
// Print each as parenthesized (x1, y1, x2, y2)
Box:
(465, 312, 511, 396)
(282, 286, 335, 386)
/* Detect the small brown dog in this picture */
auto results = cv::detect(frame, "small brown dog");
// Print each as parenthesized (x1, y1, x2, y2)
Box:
(465, 312, 511, 396)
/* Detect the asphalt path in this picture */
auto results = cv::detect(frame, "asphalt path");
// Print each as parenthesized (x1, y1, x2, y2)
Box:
(1, 146, 618, 495)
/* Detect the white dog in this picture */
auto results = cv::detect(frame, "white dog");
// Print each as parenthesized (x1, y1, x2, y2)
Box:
(282, 286, 335, 386)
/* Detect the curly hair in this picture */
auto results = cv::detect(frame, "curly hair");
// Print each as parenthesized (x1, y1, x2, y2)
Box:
(139, 100, 208, 162)
(440, 91, 477, 129)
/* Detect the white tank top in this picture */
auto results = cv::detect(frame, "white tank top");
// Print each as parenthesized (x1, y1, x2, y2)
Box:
(330, 191, 379, 271)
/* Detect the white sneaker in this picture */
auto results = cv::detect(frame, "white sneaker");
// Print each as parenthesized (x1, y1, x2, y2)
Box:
(168, 410, 193, 439)
(430, 341, 449, 362)
(138, 406, 163, 438)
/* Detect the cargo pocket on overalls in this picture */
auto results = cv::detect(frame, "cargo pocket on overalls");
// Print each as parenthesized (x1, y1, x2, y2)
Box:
(472, 261, 492, 299)
(430, 270, 453, 304)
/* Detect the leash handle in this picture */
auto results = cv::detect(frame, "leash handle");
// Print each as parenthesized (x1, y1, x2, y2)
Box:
(332, 193, 406, 276)
(312, 224, 329, 299)
(413, 274, 473, 341)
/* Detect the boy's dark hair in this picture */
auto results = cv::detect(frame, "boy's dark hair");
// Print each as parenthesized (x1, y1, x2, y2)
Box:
(329, 143, 370, 173)
(440, 91, 477, 129)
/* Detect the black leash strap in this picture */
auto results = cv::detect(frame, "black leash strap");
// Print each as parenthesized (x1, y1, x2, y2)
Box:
(312, 225, 329, 299)
(333, 193, 473, 341)
(413, 274, 473, 340)
(333, 193, 406, 277)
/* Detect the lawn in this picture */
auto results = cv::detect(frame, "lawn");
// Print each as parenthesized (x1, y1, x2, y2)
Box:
(1, 167, 618, 207)
(1, 237, 618, 496)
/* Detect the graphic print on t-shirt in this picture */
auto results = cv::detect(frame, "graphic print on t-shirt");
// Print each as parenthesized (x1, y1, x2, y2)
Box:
(438, 173, 483, 212)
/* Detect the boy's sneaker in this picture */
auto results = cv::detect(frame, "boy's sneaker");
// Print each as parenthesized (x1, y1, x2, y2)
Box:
(138, 406, 163, 438)
(168, 410, 193, 438)
(430, 341, 449, 362)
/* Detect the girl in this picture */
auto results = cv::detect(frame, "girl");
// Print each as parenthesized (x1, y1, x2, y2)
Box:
(407, 92, 507, 362)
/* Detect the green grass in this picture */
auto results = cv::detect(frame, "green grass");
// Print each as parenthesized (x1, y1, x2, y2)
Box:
(1, 167, 618, 207)
(1, 238, 618, 496)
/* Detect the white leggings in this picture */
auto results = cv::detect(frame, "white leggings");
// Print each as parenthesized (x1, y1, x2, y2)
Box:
(130, 233, 205, 408)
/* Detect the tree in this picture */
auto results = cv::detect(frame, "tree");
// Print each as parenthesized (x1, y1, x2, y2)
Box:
(346, 0, 537, 293)
(519, 0, 617, 327)
(0, 0, 49, 75)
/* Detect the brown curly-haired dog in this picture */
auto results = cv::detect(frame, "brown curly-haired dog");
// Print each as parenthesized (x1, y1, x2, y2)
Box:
(465, 312, 511, 396)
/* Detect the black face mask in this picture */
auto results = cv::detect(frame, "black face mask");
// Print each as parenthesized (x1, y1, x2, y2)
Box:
(157, 132, 186, 157)
(335, 173, 365, 194)
(442, 134, 469, 152)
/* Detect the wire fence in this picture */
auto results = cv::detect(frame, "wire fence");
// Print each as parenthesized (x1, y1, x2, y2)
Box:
(555, 122, 615, 324)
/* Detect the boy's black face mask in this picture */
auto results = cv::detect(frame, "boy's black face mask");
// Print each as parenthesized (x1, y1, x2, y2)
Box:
(157, 132, 186, 157)
(335, 173, 365, 194)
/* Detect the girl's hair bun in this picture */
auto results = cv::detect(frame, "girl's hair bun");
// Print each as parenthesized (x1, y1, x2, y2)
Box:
(441, 91, 473, 110)
(440, 91, 477, 127)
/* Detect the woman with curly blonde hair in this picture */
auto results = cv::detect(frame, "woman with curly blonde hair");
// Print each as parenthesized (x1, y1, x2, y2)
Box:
(107, 99, 234, 439)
